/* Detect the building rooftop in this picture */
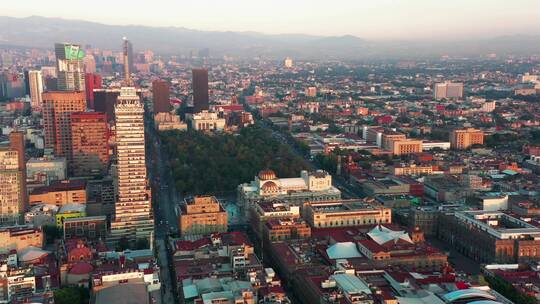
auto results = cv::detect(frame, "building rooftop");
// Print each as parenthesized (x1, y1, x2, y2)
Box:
(307, 199, 385, 213)
(58, 203, 86, 214)
(30, 179, 86, 195)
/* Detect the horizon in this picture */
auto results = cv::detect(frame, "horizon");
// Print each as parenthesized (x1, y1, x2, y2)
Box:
(3, 0, 540, 40)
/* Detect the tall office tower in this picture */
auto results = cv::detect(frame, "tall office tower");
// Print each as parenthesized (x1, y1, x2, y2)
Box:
(433, 81, 464, 100)
(42, 91, 86, 160)
(284, 57, 293, 68)
(44, 77, 58, 91)
(122, 38, 134, 86)
(23, 70, 30, 95)
(93, 89, 120, 121)
(28, 70, 44, 111)
(109, 87, 154, 244)
(70, 112, 109, 177)
(192, 68, 209, 112)
(9, 132, 27, 215)
(84, 73, 103, 109)
(0, 146, 23, 226)
(83, 53, 97, 73)
(55, 43, 85, 91)
(41, 66, 57, 79)
(152, 79, 171, 113)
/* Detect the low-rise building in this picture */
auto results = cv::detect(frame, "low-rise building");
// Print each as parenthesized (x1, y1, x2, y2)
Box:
(391, 163, 433, 176)
(438, 210, 540, 263)
(26, 156, 67, 190)
(185, 110, 226, 132)
(154, 112, 187, 131)
(29, 179, 87, 207)
(362, 177, 411, 196)
(63, 215, 107, 240)
(0, 225, 43, 252)
(303, 200, 391, 228)
(179, 196, 228, 238)
(424, 175, 465, 202)
(238, 169, 341, 217)
(264, 218, 311, 242)
(55, 203, 86, 228)
(249, 199, 300, 239)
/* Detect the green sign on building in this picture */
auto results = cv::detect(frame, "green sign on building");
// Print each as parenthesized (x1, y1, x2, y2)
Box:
(64, 45, 85, 60)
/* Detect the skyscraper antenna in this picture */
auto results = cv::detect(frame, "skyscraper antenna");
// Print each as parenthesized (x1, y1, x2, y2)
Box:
(123, 38, 132, 86)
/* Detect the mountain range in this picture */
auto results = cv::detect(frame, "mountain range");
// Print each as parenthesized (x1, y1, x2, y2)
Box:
(1, 16, 540, 59)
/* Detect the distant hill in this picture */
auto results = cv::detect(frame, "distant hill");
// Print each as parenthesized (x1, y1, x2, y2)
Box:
(1, 16, 540, 59)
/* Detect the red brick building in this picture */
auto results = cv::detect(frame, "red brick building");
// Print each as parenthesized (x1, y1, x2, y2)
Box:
(70, 112, 109, 176)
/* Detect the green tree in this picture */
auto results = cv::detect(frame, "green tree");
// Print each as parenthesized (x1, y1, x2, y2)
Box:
(160, 126, 309, 196)
(484, 275, 536, 304)
(43, 225, 62, 244)
(54, 286, 89, 304)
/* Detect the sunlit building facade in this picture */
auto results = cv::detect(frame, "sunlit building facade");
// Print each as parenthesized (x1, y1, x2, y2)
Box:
(109, 87, 154, 243)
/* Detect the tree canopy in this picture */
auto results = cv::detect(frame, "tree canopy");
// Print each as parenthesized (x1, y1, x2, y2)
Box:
(54, 286, 89, 304)
(160, 126, 309, 196)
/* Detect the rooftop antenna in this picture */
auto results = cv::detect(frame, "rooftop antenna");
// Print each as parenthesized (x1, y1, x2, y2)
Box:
(123, 37, 132, 86)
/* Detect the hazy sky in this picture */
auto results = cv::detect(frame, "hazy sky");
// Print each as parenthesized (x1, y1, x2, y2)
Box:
(3, 0, 539, 40)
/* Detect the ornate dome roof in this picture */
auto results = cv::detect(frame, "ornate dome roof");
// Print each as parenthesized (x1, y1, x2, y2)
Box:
(261, 181, 279, 191)
(258, 169, 277, 180)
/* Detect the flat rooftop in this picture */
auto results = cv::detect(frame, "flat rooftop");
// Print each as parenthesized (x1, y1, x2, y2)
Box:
(307, 200, 385, 213)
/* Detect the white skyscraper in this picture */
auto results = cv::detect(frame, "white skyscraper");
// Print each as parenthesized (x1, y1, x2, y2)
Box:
(28, 70, 43, 111)
(284, 57, 293, 68)
(109, 87, 154, 244)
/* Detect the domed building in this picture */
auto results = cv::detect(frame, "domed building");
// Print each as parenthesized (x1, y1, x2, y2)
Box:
(258, 169, 277, 181)
(238, 169, 341, 216)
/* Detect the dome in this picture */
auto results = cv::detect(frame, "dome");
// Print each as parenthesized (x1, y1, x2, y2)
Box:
(69, 262, 94, 275)
(261, 181, 279, 191)
(258, 169, 277, 180)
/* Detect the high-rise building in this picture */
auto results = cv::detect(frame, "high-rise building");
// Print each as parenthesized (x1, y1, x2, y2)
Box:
(83, 53, 96, 73)
(284, 57, 293, 68)
(40, 66, 57, 79)
(0, 147, 23, 226)
(122, 38, 134, 86)
(450, 128, 484, 149)
(28, 70, 43, 111)
(433, 81, 464, 100)
(152, 79, 171, 113)
(84, 73, 102, 109)
(93, 89, 120, 121)
(70, 112, 109, 177)
(23, 70, 30, 95)
(44, 76, 58, 91)
(9, 132, 27, 212)
(109, 87, 153, 243)
(54, 43, 85, 91)
(192, 68, 209, 112)
(42, 91, 86, 159)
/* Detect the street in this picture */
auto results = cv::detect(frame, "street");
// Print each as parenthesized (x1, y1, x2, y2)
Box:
(145, 117, 181, 304)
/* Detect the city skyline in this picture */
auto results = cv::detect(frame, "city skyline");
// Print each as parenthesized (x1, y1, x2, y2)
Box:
(2, 7, 540, 303)
(2, 0, 540, 40)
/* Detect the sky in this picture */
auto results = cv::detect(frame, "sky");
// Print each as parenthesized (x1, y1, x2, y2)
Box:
(3, 0, 540, 40)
